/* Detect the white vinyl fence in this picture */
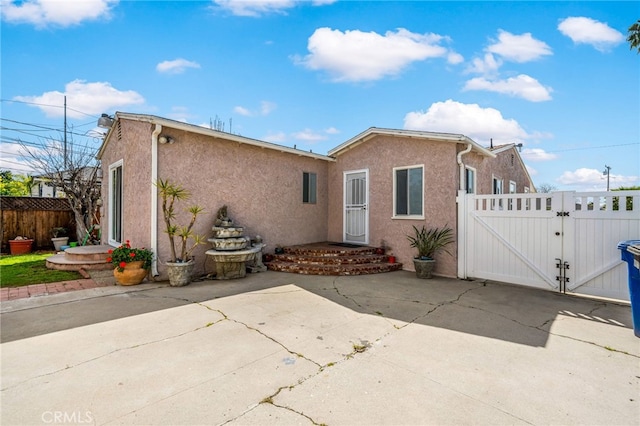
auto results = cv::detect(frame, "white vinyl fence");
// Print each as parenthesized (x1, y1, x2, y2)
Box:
(457, 190, 640, 301)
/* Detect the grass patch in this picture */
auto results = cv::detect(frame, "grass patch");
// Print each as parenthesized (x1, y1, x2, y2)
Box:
(0, 252, 83, 287)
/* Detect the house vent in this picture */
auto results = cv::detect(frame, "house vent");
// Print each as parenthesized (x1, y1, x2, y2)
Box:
(116, 121, 122, 141)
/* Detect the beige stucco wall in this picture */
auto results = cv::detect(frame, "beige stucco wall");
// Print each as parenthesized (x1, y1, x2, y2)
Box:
(100, 120, 535, 281)
(327, 135, 460, 278)
(99, 120, 154, 252)
(101, 120, 330, 279)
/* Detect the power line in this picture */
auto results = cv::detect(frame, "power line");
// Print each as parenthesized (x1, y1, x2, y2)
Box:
(1, 118, 101, 139)
(1, 98, 101, 119)
(522, 142, 639, 156)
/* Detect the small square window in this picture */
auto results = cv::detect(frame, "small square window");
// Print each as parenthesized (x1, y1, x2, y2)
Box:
(303, 172, 317, 204)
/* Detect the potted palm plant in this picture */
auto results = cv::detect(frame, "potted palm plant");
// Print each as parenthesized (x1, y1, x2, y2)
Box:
(156, 179, 206, 286)
(407, 225, 454, 279)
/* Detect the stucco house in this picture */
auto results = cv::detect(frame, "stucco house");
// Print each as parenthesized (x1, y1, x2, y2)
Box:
(96, 113, 534, 280)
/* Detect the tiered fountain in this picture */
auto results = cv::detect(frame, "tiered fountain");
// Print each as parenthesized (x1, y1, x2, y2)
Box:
(205, 205, 266, 279)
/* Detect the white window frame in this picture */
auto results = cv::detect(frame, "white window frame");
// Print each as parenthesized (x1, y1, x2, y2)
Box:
(108, 160, 124, 246)
(465, 166, 476, 194)
(508, 180, 516, 210)
(392, 164, 424, 219)
(492, 175, 503, 210)
(302, 171, 317, 204)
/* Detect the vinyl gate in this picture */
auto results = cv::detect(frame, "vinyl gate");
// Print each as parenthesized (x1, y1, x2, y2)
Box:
(457, 190, 640, 301)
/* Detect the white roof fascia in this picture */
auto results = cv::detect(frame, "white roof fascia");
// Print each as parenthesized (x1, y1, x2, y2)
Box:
(328, 127, 495, 158)
(101, 112, 335, 162)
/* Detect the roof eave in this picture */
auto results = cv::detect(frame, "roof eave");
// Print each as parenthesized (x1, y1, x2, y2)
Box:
(328, 127, 495, 158)
(109, 112, 335, 162)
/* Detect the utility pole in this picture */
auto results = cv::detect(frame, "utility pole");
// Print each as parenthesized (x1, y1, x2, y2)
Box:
(603, 164, 611, 191)
(64, 95, 68, 169)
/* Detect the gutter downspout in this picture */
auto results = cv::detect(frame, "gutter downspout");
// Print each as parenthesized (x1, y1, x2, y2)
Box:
(456, 143, 473, 280)
(151, 124, 162, 277)
(457, 143, 473, 190)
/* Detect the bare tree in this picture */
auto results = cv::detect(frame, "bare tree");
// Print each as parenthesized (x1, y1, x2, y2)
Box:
(537, 183, 557, 193)
(20, 136, 101, 245)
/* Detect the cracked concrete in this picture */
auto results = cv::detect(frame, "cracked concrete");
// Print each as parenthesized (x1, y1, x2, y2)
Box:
(1, 270, 638, 425)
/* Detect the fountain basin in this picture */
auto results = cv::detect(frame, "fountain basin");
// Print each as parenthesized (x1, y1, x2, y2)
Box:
(206, 244, 265, 279)
(207, 236, 250, 251)
(211, 226, 244, 239)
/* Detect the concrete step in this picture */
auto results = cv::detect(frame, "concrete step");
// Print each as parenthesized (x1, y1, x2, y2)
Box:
(266, 242, 401, 276)
(266, 261, 403, 276)
(46, 245, 113, 272)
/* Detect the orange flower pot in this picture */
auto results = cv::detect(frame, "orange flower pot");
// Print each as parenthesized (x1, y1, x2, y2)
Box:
(9, 239, 33, 255)
(113, 261, 148, 286)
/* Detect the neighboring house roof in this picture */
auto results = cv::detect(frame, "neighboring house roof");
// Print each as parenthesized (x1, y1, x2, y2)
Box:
(488, 143, 536, 192)
(489, 143, 519, 154)
(1, 196, 71, 211)
(328, 127, 496, 158)
(96, 112, 335, 162)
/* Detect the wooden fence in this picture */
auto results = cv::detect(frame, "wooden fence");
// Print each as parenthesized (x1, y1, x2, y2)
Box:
(1, 197, 76, 252)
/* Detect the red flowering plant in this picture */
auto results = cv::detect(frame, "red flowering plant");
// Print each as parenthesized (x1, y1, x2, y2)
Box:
(106, 240, 154, 272)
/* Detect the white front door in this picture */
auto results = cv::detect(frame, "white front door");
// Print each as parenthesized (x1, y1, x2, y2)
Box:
(344, 169, 369, 245)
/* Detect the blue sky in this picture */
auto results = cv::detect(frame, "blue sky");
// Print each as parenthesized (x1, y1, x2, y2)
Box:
(1, 0, 638, 191)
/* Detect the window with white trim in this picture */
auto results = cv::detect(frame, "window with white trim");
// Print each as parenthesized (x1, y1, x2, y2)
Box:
(109, 160, 123, 246)
(393, 165, 423, 218)
(302, 172, 317, 204)
(465, 166, 476, 194)
(492, 176, 503, 210)
(508, 181, 516, 210)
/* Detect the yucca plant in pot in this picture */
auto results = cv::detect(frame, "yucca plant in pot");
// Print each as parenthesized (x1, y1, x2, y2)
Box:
(407, 225, 454, 279)
(156, 179, 206, 287)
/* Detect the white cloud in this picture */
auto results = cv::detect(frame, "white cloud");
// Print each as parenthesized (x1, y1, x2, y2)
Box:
(558, 17, 624, 52)
(156, 58, 201, 74)
(447, 51, 464, 65)
(14, 80, 144, 118)
(324, 127, 340, 135)
(234, 106, 252, 116)
(557, 167, 639, 190)
(520, 148, 558, 162)
(167, 106, 192, 122)
(295, 27, 452, 82)
(463, 74, 552, 102)
(263, 131, 287, 143)
(260, 101, 276, 115)
(487, 30, 553, 62)
(212, 0, 296, 17)
(465, 53, 502, 76)
(234, 101, 276, 117)
(1, 0, 118, 28)
(292, 128, 327, 143)
(403, 99, 530, 146)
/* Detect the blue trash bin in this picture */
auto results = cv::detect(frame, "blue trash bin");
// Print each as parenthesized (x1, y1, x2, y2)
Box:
(617, 240, 640, 338)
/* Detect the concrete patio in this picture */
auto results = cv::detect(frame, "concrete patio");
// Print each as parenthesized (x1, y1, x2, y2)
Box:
(1, 270, 638, 425)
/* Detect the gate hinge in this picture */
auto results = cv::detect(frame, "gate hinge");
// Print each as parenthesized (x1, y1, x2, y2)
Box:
(556, 211, 570, 217)
(555, 258, 570, 293)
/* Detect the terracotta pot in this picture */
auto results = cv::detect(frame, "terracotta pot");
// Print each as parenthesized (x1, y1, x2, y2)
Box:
(9, 239, 33, 255)
(113, 261, 148, 286)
